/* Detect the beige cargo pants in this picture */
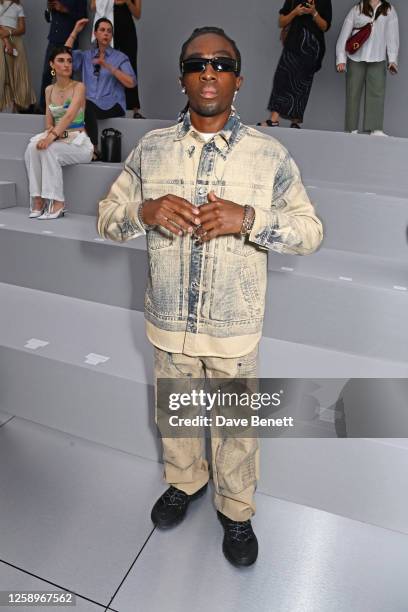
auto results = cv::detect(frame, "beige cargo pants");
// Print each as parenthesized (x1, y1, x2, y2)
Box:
(154, 345, 260, 522)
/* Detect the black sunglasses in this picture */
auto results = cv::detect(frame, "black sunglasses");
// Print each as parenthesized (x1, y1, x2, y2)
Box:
(181, 57, 239, 75)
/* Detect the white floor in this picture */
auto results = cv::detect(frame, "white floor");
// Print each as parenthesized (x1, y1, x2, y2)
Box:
(1, 415, 407, 612)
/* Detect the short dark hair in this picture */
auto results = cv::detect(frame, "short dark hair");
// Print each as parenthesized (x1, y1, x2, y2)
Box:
(179, 26, 241, 76)
(94, 17, 113, 33)
(49, 46, 72, 63)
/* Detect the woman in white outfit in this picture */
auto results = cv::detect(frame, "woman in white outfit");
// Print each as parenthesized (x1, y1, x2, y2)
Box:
(24, 46, 93, 219)
(336, 0, 399, 135)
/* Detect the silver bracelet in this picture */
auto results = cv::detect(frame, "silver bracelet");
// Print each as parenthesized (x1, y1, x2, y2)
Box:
(137, 199, 153, 230)
(240, 205, 255, 236)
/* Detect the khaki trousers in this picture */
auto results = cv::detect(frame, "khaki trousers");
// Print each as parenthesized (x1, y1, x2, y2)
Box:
(345, 59, 387, 133)
(154, 345, 260, 522)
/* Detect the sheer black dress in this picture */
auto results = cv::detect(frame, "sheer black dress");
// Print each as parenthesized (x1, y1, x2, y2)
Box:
(268, 0, 332, 121)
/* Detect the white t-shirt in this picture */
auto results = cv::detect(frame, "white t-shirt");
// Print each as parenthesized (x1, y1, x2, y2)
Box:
(0, 1, 25, 29)
(196, 132, 218, 142)
(336, 3, 399, 65)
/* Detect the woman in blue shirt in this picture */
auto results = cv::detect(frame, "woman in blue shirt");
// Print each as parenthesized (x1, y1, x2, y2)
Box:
(65, 17, 136, 159)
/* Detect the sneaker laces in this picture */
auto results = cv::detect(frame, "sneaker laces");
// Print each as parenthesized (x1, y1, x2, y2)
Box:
(226, 519, 254, 543)
(161, 487, 188, 508)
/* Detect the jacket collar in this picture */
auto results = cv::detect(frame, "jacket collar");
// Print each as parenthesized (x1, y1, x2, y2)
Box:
(174, 106, 243, 151)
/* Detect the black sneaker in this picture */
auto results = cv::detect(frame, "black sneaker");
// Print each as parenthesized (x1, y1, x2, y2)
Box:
(217, 511, 258, 567)
(151, 483, 208, 529)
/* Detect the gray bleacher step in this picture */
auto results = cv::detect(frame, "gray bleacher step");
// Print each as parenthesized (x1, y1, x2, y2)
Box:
(1, 206, 406, 287)
(2, 156, 408, 258)
(0, 112, 44, 133)
(1, 280, 407, 457)
(265, 271, 408, 363)
(0, 180, 16, 208)
(0, 132, 34, 158)
(268, 247, 408, 290)
(0, 113, 172, 160)
(2, 112, 408, 196)
(2, 282, 408, 536)
(0, 182, 408, 261)
(260, 126, 408, 197)
(0, 208, 407, 364)
(1, 210, 407, 350)
(0, 158, 122, 213)
(0, 112, 171, 136)
(306, 182, 408, 259)
(0, 281, 159, 461)
(0, 207, 147, 311)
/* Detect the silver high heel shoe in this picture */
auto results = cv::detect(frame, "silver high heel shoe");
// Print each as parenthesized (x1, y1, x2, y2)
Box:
(29, 198, 45, 218)
(29, 209, 45, 218)
(37, 200, 67, 220)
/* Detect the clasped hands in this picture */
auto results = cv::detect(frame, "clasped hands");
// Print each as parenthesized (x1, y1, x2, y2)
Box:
(141, 192, 246, 243)
(36, 130, 57, 150)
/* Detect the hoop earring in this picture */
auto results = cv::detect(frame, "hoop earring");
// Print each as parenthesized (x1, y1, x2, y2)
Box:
(51, 69, 56, 77)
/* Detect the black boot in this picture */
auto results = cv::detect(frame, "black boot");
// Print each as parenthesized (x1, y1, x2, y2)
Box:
(151, 483, 208, 529)
(217, 511, 258, 567)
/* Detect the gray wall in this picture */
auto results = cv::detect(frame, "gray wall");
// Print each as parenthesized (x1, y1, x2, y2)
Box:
(21, 0, 406, 136)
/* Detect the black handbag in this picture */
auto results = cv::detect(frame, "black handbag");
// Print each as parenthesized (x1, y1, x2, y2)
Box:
(101, 128, 122, 163)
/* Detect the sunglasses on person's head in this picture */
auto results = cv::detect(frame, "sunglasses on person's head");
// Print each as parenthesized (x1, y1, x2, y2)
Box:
(181, 57, 239, 75)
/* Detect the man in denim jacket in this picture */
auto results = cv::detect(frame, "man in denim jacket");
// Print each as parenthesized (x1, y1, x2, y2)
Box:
(98, 26, 323, 567)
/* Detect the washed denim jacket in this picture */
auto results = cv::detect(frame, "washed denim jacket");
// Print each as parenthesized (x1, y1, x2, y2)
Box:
(97, 110, 323, 343)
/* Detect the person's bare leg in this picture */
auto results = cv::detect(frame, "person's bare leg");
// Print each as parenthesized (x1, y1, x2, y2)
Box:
(32, 196, 45, 212)
(49, 200, 65, 213)
(258, 111, 280, 127)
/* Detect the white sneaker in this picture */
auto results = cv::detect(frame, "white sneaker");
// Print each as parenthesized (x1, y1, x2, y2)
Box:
(350, 130, 358, 134)
(370, 130, 388, 137)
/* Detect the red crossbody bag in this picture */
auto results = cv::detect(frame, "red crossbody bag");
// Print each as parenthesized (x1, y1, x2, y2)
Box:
(346, 7, 381, 55)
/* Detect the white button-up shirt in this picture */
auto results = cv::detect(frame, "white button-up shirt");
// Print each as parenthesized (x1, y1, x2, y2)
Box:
(336, 3, 399, 65)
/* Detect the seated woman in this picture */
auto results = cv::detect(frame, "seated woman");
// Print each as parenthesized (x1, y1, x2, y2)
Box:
(24, 46, 93, 219)
(65, 17, 136, 160)
(0, 0, 36, 112)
